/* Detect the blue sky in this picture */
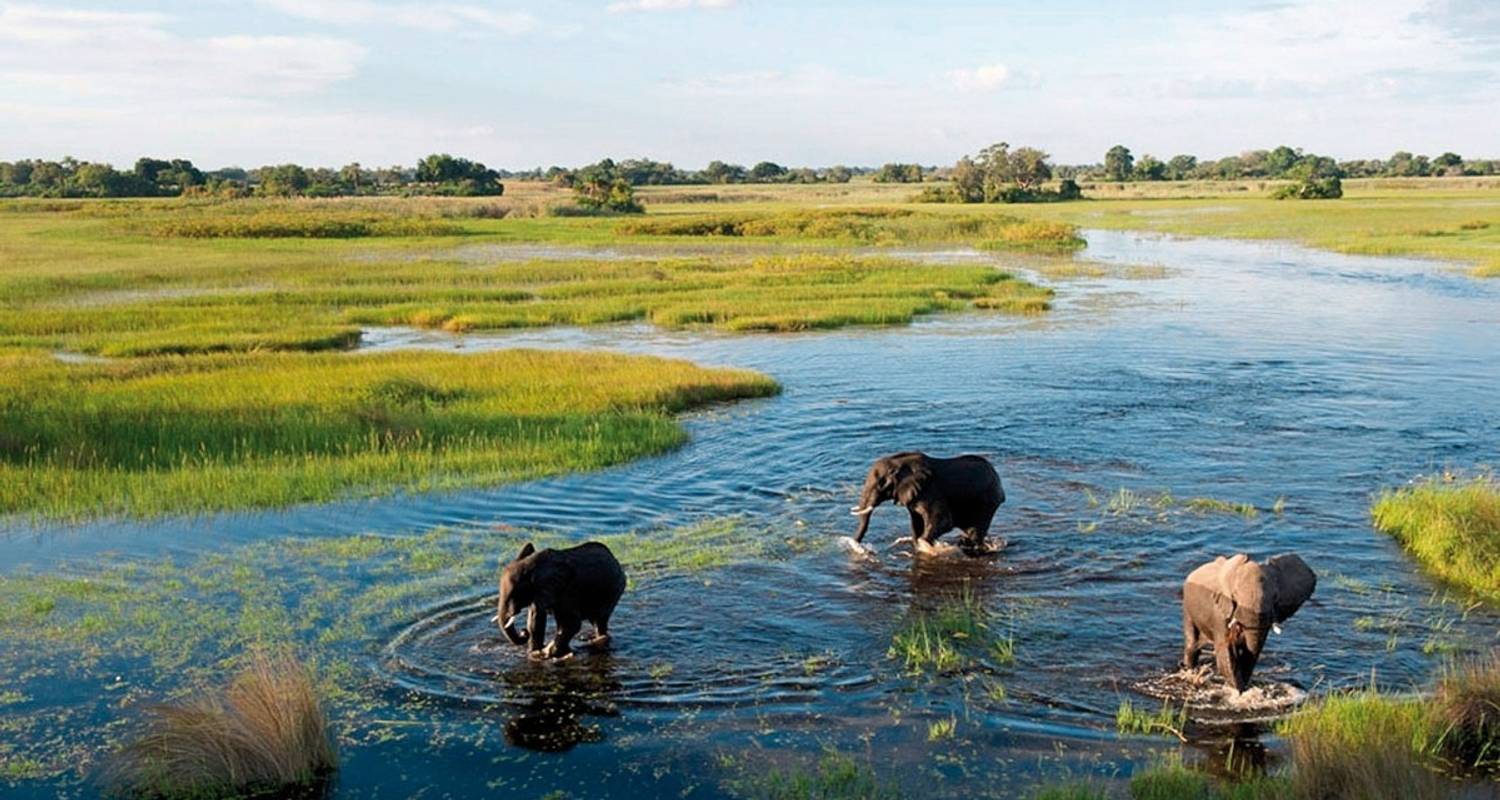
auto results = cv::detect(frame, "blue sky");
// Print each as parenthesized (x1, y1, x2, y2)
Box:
(2, 0, 1497, 169)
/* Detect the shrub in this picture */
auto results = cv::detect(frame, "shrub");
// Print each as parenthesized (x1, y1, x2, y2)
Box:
(102, 652, 336, 799)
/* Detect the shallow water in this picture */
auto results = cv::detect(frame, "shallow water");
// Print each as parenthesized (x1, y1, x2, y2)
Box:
(4, 231, 1500, 797)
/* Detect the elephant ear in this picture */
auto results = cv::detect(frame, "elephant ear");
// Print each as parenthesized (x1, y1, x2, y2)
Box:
(1266, 553, 1316, 623)
(893, 458, 933, 506)
(515, 542, 536, 563)
(529, 553, 575, 605)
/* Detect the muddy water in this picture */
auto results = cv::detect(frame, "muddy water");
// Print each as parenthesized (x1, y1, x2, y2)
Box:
(4, 231, 1500, 797)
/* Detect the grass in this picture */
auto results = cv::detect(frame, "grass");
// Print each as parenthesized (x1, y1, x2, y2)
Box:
(1430, 651, 1500, 772)
(1277, 689, 1446, 800)
(1115, 699, 1187, 739)
(0, 209, 1054, 355)
(727, 750, 900, 800)
(0, 348, 777, 520)
(927, 716, 957, 741)
(887, 585, 1014, 675)
(995, 180, 1500, 278)
(1371, 476, 1500, 603)
(614, 206, 1083, 250)
(101, 652, 335, 799)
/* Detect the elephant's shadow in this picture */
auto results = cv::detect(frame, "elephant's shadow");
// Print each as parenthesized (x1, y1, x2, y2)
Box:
(493, 653, 624, 752)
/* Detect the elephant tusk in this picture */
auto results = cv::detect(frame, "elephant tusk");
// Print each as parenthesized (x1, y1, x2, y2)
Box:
(850, 506, 873, 515)
(1272, 623, 1283, 635)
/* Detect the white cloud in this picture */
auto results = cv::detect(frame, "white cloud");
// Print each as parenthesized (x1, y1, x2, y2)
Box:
(662, 66, 891, 99)
(0, 4, 365, 98)
(607, 0, 735, 13)
(946, 64, 1010, 92)
(259, 0, 536, 34)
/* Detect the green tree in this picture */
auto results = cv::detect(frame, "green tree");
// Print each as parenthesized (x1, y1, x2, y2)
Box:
(257, 164, 310, 196)
(701, 160, 746, 184)
(1008, 147, 1052, 190)
(822, 165, 853, 183)
(749, 161, 787, 182)
(1103, 145, 1134, 181)
(1265, 145, 1301, 177)
(1165, 154, 1197, 181)
(1133, 154, 1166, 181)
(948, 156, 985, 203)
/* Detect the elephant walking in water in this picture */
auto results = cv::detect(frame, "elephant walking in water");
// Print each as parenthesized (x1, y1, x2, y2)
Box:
(850, 451, 1005, 554)
(497, 542, 627, 661)
(1182, 553, 1316, 692)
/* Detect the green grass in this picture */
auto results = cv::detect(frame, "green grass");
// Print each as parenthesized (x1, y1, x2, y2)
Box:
(1115, 699, 1187, 739)
(887, 586, 1014, 675)
(1371, 476, 1500, 603)
(1277, 689, 1446, 800)
(999, 183, 1500, 277)
(727, 750, 900, 800)
(927, 716, 957, 741)
(0, 208, 1054, 355)
(614, 206, 1083, 250)
(0, 348, 777, 520)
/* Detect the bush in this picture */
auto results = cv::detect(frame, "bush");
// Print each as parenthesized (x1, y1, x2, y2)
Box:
(1270, 176, 1343, 200)
(1431, 650, 1500, 772)
(102, 652, 336, 799)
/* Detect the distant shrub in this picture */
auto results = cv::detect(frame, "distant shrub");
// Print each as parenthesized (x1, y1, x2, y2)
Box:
(1271, 176, 1343, 200)
(102, 652, 336, 799)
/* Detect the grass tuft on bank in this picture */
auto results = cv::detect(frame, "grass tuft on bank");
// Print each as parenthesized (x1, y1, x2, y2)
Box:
(1371, 476, 1500, 603)
(0, 349, 777, 520)
(102, 652, 336, 799)
(615, 207, 1084, 250)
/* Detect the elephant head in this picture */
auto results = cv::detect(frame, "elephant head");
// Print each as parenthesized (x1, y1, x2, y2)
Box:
(1212, 553, 1316, 691)
(851, 452, 932, 542)
(497, 542, 575, 646)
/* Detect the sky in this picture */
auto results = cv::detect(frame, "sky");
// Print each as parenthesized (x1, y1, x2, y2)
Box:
(1, 0, 1497, 170)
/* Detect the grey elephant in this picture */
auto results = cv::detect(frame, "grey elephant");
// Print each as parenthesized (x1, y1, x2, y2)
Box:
(850, 451, 1005, 554)
(497, 541, 627, 661)
(1182, 553, 1316, 692)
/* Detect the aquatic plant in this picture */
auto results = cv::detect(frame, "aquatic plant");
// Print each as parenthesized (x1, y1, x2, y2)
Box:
(1115, 699, 1187, 740)
(927, 716, 957, 742)
(888, 586, 1013, 675)
(728, 749, 900, 800)
(101, 652, 336, 799)
(1028, 784, 1108, 800)
(1372, 476, 1500, 603)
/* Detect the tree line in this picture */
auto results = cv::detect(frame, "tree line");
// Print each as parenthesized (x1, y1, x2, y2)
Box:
(3, 147, 1494, 200)
(0, 154, 505, 199)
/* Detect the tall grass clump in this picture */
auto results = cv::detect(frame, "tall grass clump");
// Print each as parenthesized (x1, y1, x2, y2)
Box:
(615, 208, 1084, 250)
(147, 210, 463, 238)
(1371, 476, 1500, 603)
(102, 652, 335, 799)
(729, 750, 899, 800)
(1430, 650, 1500, 773)
(888, 586, 1012, 675)
(1278, 689, 1446, 800)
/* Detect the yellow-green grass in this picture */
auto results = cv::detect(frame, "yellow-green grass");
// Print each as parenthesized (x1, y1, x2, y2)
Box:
(1115, 698, 1187, 738)
(1278, 690, 1446, 799)
(0, 348, 777, 520)
(614, 206, 1084, 250)
(1371, 477, 1500, 604)
(999, 183, 1500, 278)
(0, 207, 1054, 355)
(888, 587, 1014, 675)
(724, 750, 900, 800)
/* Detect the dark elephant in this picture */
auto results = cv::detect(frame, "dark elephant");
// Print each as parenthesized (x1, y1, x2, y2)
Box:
(850, 451, 1005, 553)
(497, 541, 627, 661)
(1182, 553, 1316, 692)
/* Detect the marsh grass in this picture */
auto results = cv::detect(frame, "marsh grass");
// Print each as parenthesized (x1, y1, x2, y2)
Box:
(1278, 689, 1448, 800)
(0, 349, 776, 519)
(927, 716, 958, 742)
(888, 586, 1013, 675)
(1115, 699, 1187, 740)
(1430, 650, 1500, 772)
(729, 750, 900, 800)
(1371, 476, 1500, 603)
(102, 652, 335, 799)
(614, 207, 1083, 250)
(1126, 759, 1291, 800)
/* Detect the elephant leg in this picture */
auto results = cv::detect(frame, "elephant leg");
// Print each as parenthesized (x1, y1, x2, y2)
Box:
(544, 612, 582, 659)
(908, 508, 923, 541)
(587, 611, 612, 647)
(1181, 613, 1200, 670)
(1213, 641, 1235, 685)
(526, 606, 548, 659)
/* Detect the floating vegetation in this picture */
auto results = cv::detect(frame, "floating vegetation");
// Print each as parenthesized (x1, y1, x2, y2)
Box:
(1115, 698, 1187, 739)
(888, 586, 1014, 675)
(927, 716, 957, 741)
(1079, 486, 1263, 529)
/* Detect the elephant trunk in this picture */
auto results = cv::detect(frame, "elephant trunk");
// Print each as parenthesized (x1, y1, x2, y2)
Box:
(497, 600, 528, 645)
(850, 485, 882, 543)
